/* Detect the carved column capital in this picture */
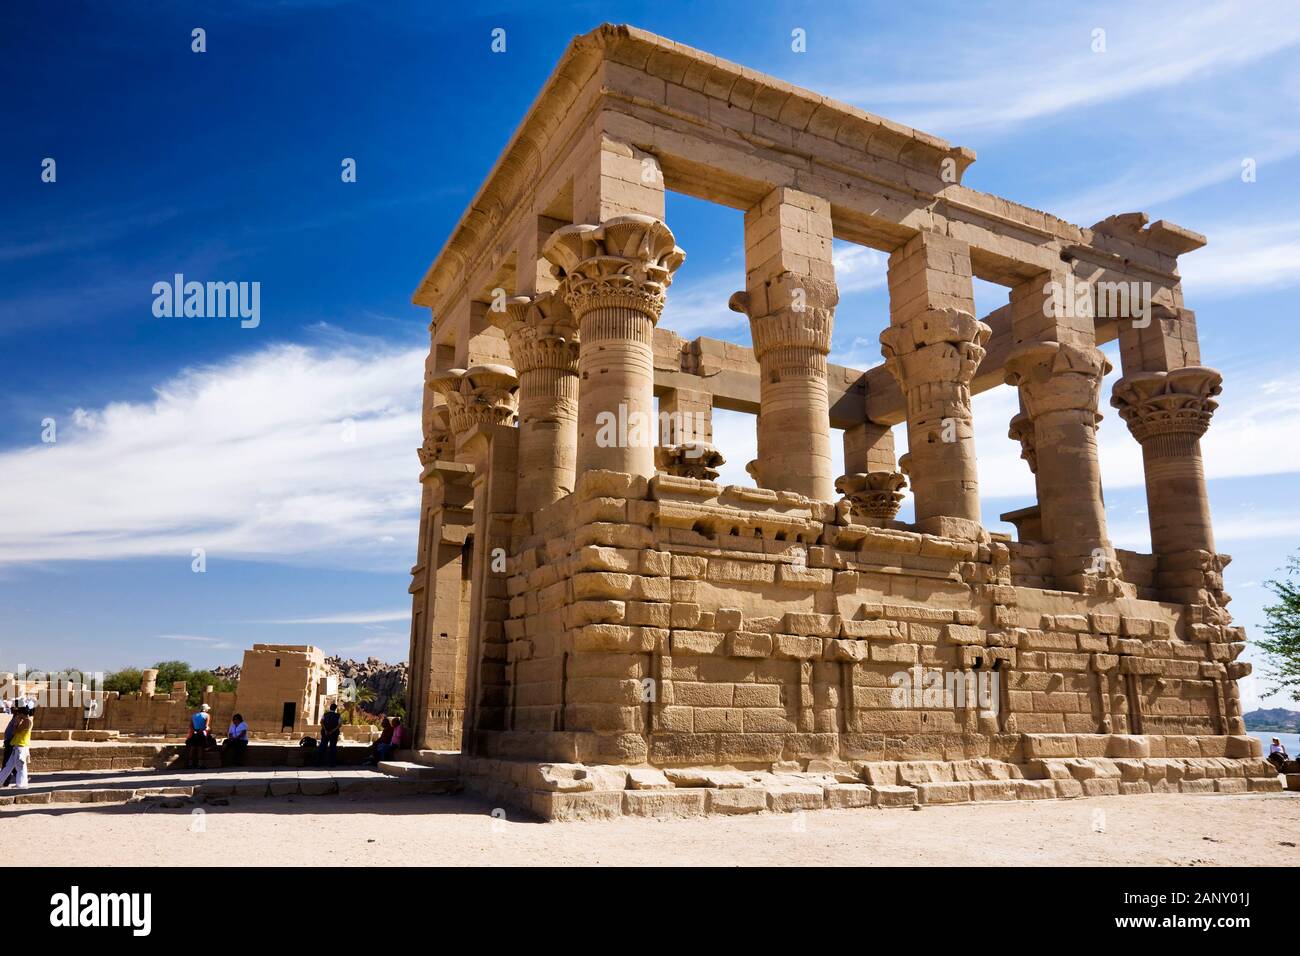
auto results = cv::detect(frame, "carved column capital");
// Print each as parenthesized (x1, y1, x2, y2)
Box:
(492, 291, 580, 375)
(1004, 341, 1110, 420)
(835, 471, 908, 522)
(427, 364, 518, 438)
(543, 215, 685, 321)
(1110, 366, 1223, 452)
(879, 307, 991, 397)
(728, 273, 837, 362)
(655, 443, 725, 481)
(418, 404, 454, 467)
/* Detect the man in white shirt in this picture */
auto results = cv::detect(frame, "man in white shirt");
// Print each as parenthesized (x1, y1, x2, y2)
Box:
(222, 713, 250, 766)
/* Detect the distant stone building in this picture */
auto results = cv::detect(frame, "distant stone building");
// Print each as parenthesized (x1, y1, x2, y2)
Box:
(387, 23, 1273, 818)
(234, 644, 336, 733)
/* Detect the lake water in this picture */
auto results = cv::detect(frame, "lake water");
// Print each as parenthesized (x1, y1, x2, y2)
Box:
(1251, 731, 1300, 756)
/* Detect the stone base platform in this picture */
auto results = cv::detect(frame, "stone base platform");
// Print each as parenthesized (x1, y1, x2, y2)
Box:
(29, 741, 375, 773)
(432, 734, 1286, 821)
(0, 766, 461, 808)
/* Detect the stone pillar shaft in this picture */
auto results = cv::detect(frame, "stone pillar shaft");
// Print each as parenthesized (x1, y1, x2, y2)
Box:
(495, 293, 580, 513)
(737, 187, 837, 500)
(881, 232, 987, 535)
(1111, 366, 1222, 558)
(544, 215, 684, 480)
(577, 305, 657, 476)
(1005, 341, 1114, 586)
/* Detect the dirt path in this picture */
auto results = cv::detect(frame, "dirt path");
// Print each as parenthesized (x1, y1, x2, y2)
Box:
(4, 791, 1297, 866)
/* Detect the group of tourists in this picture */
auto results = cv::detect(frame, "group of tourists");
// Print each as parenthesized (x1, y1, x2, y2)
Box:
(184, 703, 249, 769)
(184, 701, 407, 770)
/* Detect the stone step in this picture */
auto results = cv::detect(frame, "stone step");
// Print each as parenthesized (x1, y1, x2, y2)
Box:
(377, 760, 460, 783)
(0, 772, 462, 807)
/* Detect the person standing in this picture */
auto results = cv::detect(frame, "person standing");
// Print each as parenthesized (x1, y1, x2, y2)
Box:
(0, 702, 34, 789)
(317, 702, 341, 767)
(186, 703, 211, 769)
(1, 705, 16, 788)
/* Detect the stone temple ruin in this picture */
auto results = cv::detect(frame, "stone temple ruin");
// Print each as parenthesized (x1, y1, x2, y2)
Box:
(404, 24, 1278, 819)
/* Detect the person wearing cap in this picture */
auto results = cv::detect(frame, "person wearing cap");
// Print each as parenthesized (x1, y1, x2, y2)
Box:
(186, 703, 212, 769)
(0, 703, 33, 789)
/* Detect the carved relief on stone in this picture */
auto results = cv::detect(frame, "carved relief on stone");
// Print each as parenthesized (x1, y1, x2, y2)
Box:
(417, 404, 454, 467)
(427, 364, 519, 438)
(655, 443, 726, 481)
(834, 471, 908, 522)
(1110, 366, 1223, 451)
(1007, 412, 1037, 475)
(542, 215, 685, 321)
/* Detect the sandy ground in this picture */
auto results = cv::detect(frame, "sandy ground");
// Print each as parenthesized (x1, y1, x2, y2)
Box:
(4, 791, 1298, 866)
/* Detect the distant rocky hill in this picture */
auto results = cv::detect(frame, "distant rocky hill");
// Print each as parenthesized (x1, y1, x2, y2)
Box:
(326, 655, 406, 714)
(216, 656, 407, 714)
(1243, 707, 1300, 732)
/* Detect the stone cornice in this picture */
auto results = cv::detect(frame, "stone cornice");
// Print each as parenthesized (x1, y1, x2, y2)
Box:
(412, 27, 1204, 321)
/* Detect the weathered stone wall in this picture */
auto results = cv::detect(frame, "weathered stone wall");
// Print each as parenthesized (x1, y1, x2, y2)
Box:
(483, 469, 1247, 768)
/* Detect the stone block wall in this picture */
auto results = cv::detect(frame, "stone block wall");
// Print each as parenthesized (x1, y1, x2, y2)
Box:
(482, 469, 1248, 769)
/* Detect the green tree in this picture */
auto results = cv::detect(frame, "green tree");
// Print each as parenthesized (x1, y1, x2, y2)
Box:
(1261, 555, 1300, 702)
(341, 685, 377, 726)
(101, 662, 234, 708)
(102, 667, 145, 695)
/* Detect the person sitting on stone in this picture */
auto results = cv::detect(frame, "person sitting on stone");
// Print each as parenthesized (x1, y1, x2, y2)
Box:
(389, 716, 405, 752)
(366, 717, 393, 765)
(222, 713, 249, 766)
(186, 703, 211, 769)
(1268, 737, 1289, 771)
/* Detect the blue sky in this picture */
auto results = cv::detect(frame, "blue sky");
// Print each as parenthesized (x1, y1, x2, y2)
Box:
(2, 1, 1299, 711)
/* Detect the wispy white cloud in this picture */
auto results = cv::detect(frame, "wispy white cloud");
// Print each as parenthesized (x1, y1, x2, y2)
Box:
(0, 341, 423, 568)
(826, 4, 1300, 136)
(664, 242, 887, 340)
(257, 609, 410, 625)
(155, 634, 238, 651)
(1180, 221, 1300, 296)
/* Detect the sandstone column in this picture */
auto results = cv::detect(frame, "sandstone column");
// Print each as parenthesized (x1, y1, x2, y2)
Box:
(731, 187, 837, 500)
(1111, 365, 1223, 600)
(1005, 341, 1117, 590)
(880, 233, 988, 537)
(835, 421, 907, 523)
(543, 215, 684, 479)
(492, 291, 580, 513)
(428, 365, 519, 742)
